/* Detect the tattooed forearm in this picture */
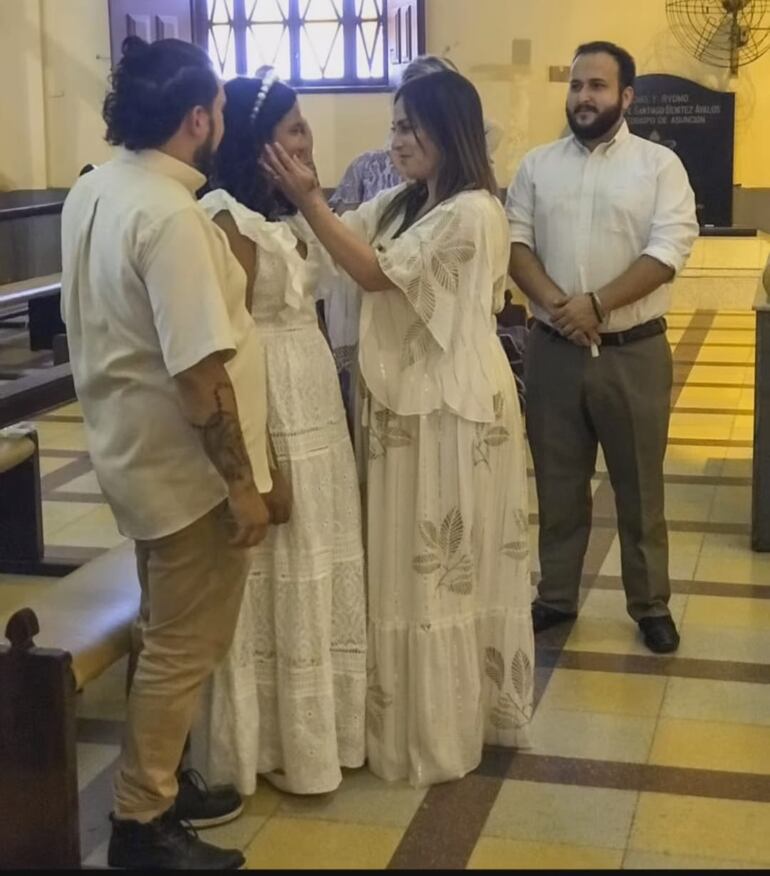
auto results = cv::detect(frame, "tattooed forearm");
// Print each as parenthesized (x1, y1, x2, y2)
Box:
(193, 381, 253, 487)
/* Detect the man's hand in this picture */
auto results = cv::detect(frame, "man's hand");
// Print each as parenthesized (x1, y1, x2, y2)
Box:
(550, 295, 602, 347)
(226, 482, 270, 547)
(263, 466, 292, 525)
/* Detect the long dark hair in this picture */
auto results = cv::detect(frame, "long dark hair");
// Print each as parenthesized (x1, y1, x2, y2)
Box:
(103, 36, 218, 151)
(379, 70, 497, 237)
(210, 75, 298, 219)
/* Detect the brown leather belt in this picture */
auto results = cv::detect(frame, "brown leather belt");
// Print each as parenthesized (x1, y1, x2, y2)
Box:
(535, 316, 667, 347)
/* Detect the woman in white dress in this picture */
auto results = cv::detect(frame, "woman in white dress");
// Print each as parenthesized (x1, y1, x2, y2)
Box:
(322, 55, 503, 428)
(191, 73, 367, 796)
(264, 70, 534, 787)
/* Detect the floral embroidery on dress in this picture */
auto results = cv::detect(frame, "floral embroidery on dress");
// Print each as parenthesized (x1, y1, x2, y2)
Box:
(484, 646, 533, 729)
(501, 509, 529, 560)
(368, 409, 413, 460)
(412, 508, 474, 595)
(366, 664, 394, 742)
(473, 392, 511, 467)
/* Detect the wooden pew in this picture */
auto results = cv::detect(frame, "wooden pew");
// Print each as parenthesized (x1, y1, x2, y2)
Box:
(0, 542, 139, 869)
(0, 427, 79, 577)
(0, 361, 75, 430)
(0, 428, 44, 572)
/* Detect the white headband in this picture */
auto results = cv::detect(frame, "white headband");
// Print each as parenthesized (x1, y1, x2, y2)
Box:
(250, 68, 279, 126)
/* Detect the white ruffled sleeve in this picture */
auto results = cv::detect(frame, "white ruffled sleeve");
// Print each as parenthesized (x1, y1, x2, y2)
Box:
(200, 189, 306, 310)
(359, 190, 511, 421)
(375, 206, 479, 357)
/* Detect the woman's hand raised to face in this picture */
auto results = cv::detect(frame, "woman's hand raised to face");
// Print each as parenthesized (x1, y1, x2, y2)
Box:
(261, 143, 321, 207)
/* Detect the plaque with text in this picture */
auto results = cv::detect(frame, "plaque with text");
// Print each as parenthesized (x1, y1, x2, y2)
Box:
(626, 74, 735, 227)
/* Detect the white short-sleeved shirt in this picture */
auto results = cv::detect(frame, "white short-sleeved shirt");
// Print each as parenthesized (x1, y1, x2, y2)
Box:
(61, 148, 270, 541)
(505, 121, 699, 332)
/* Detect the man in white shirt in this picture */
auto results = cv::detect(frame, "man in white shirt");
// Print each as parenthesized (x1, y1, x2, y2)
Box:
(61, 37, 272, 869)
(506, 41, 698, 654)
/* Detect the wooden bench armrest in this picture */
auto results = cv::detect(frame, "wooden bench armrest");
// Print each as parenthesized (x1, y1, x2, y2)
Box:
(0, 512, 137, 869)
(0, 435, 35, 474)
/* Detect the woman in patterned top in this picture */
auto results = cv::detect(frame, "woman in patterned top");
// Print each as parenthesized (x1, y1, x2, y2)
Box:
(323, 55, 459, 421)
(264, 70, 533, 787)
(324, 55, 506, 425)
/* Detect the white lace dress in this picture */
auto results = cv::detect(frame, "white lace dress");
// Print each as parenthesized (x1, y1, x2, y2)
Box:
(347, 187, 534, 787)
(190, 190, 367, 795)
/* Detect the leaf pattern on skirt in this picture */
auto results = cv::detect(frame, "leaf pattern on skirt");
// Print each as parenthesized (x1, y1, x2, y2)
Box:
(501, 508, 529, 561)
(511, 649, 533, 701)
(412, 507, 474, 596)
(368, 409, 413, 460)
(485, 647, 505, 690)
(367, 683, 394, 741)
(483, 643, 535, 732)
(473, 393, 510, 468)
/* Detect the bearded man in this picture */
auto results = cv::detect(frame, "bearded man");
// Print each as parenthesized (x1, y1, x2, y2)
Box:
(505, 41, 699, 654)
(61, 36, 273, 869)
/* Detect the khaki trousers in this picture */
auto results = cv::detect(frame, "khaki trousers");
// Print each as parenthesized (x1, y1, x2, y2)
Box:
(525, 324, 672, 621)
(114, 502, 250, 822)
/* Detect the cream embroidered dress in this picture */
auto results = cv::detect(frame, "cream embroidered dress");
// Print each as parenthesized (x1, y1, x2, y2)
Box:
(190, 189, 367, 794)
(347, 185, 534, 786)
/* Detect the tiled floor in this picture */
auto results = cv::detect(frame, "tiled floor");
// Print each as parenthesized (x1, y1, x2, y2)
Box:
(2, 307, 770, 869)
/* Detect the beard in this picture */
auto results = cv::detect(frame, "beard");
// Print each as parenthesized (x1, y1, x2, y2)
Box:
(192, 126, 217, 178)
(566, 95, 624, 141)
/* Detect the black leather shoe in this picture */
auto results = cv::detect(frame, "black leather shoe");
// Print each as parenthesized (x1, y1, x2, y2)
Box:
(175, 769, 244, 829)
(107, 809, 245, 869)
(531, 602, 578, 633)
(638, 615, 680, 654)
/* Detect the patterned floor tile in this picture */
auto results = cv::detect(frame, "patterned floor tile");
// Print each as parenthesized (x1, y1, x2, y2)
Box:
(622, 850, 766, 869)
(537, 669, 666, 718)
(469, 837, 623, 869)
(482, 781, 637, 849)
(276, 766, 427, 828)
(629, 793, 770, 864)
(243, 818, 403, 869)
(76, 742, 120, 792)
(660, 678, 770, 727)
(694, 532, 770, 584)
(527, 707, 656, 763)
(649, 718, 770, 775)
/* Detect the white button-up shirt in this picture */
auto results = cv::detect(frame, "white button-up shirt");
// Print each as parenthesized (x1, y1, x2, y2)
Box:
(61, 148, 270, 541)
(505, 121, 699, 332)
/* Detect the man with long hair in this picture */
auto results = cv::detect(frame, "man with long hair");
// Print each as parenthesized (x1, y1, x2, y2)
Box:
(61, 37, 272, 868)
(507, 41, 699, 654)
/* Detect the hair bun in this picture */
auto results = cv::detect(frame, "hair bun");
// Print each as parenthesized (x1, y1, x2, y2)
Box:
(122, 35, 150, 59)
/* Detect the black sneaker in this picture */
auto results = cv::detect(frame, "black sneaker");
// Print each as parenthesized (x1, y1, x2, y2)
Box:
(107, 810, 244, 870)
(175, 769, 244, 829)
